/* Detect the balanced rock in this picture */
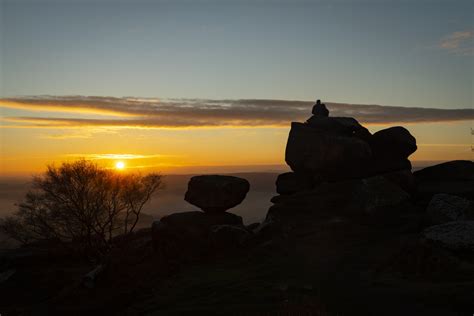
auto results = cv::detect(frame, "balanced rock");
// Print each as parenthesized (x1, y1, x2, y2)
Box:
(426, 194, 473, 225)
(285, 122, 372, 181)
(185, 175, 250, 213)
(422, 221, 474, 252)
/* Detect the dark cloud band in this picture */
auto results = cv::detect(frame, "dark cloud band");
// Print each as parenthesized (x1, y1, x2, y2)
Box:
(1, 96, 473, 128)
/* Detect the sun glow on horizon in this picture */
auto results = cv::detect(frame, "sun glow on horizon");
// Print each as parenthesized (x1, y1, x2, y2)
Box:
(115, 161, 125, 170)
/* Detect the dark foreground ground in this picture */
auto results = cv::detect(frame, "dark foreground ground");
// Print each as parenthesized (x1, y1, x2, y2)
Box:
(1, 200, 473, 316)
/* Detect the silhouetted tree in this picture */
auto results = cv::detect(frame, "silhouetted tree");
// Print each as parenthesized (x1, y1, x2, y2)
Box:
(0, 159, 163, 255)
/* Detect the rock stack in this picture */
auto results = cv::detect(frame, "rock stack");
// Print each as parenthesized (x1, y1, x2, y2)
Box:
(152, 175, 252, 259)
(279, 104, 417, 195)
(270, 101, 418, 221)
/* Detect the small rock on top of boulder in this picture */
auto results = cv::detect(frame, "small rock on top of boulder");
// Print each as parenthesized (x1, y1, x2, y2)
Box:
(185, 175, 250, 213)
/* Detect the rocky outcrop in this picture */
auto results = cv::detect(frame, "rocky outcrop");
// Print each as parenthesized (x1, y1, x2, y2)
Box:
(268, 176, 410, 221)
(414, 160, 474, 202)
(185, 175, 250, 213)
(370, 126, 417, 159)
(275, 172, 313, 195)
(152, 175, 251, 259)
(285, 122, 373, 182)
(279, 104, 417, 195)
(426, 194, 473, 225)
(422, 221, 474, 252)
(209, 224, 252, 248)
(152, 211, 244, 259)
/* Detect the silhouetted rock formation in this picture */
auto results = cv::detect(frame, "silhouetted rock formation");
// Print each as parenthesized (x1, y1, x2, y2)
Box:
(281, 103, 417, 194)
(425, 194, 473, 225)
(184, 175, 250, 213)
(422, 221, 474, 252)
(268, 176, 411, 221)
(152, 175, 251, 260)
(414, 160, 474, 203)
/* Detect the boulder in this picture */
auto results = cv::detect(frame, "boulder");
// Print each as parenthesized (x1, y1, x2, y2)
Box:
(184, 175, 250, 213)
(151, 211, 243, 258)
(422, 221, 474, 252)
(369, 157, 412, 175)
(380, 169, 416, 194)
(426, 194, 473, 225)
(285, 122, 372, 181)
(267, 176, 411, 221)
(305, 116, 370, 139)
(414, 161, 474, 202)
(370, 126, 417, 159)
(275, 172, 314, 195)
(353, 176, 411, 214)
(209, 224, 251, 248)
(414, 160, 474, 181)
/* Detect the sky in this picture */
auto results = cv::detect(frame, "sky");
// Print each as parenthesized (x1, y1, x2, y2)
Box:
(0, 0, 473, 176)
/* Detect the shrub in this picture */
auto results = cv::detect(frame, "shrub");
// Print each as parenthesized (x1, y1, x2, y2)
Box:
(0, 159, 163, 255)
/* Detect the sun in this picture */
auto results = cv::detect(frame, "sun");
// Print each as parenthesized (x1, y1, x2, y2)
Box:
(115, 161, 125, 170)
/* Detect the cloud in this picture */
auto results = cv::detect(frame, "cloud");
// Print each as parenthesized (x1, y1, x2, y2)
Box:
(63, 153, 177, 160)
(439, 30, 474, 56)
(1, 96, 473, 129)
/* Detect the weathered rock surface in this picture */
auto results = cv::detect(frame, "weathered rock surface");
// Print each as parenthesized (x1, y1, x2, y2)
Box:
(414, 160, 474, 181)
(275, 172, 314, 195)
(422, 221, 474, 252)
(370, 126, 417, 159)
(426, 194, 473, 225)
(285, 122, 373, 181)
(380, 169, 416, 194)
(268, 176, 411, 221)
(414, 160, 474, 202)
(151, 211, 243, 257)
(185, 175, 250, 213)
(209, 224, 251, 248)
(305, 116, 369, 137)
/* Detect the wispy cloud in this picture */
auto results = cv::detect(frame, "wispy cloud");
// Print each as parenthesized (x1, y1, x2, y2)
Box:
(439, 30, 474, 56)
(1, 96, 473, 129)
(63, 153, 177, 160)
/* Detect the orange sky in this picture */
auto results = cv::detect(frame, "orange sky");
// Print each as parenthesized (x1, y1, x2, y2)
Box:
(1, 104, 472, 177)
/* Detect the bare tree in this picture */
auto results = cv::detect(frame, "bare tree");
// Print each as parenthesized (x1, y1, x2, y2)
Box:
(0, 159, 163, 255)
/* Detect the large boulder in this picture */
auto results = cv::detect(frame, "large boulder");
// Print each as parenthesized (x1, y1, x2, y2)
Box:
(306, 116, 371, 140)
(184, 175, 250, 213)
(151, 211, 243, 258)
(414, 161, 474, 202)
(267, 176, 411, 221)
(285, 122, 373, 181)
(426, 194, 473, 225)
(414, 160, 474, 181)
(422, 221, 474, 252)
(370, 126, 417, 159)
(275, 172, 314, 195)
(380, 169, 416, 194)
(209, 224, 252, 248)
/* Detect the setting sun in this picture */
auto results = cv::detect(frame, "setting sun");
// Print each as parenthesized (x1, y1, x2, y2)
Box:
(115, 161, 125, 170)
